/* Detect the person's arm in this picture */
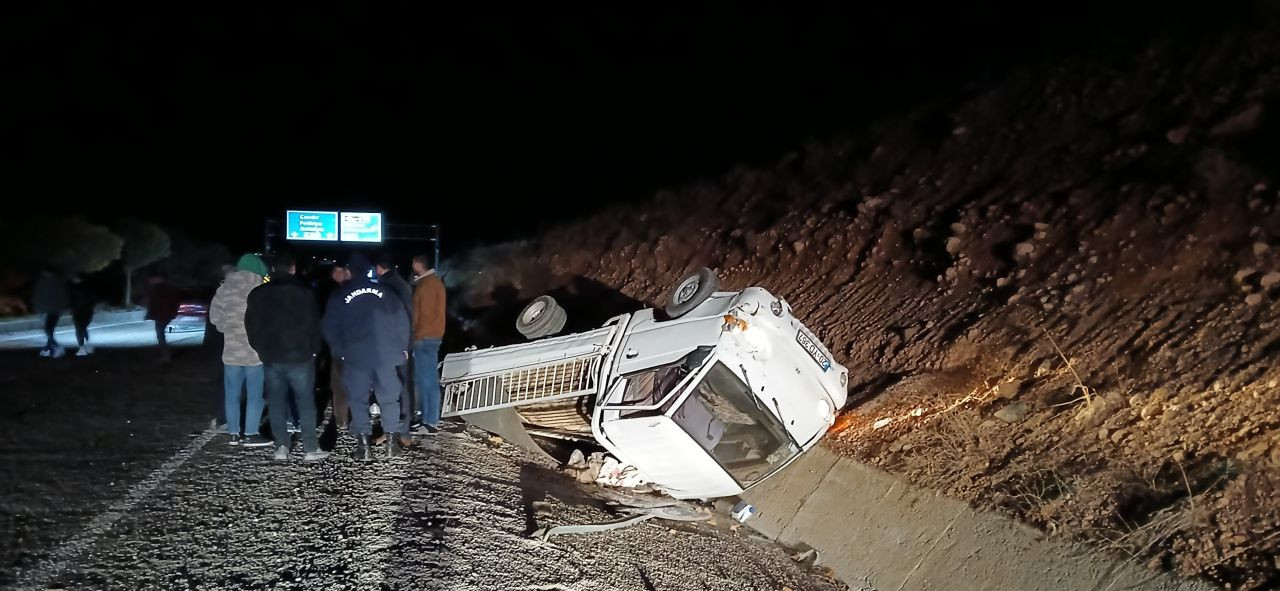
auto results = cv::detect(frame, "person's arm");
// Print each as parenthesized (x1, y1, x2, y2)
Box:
(426, 277, 446, 336)
(390, 299, 411, 357)
(209, 285, 227, 331)
(306, 290, 323, 355)
(243, 288, 265, 353)
(322, 297, 344, 360)
(411, 282, 428, 339)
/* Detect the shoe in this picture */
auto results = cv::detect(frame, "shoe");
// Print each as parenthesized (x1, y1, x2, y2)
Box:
(304, 450, 330, 462)
(273, 445, 289, 460)
(387, 433, 404, 458)
(241, 434, 273, 447)
(352, 436, 373, 462)
(39, 348, 51, 358)
(210, 419, 229, 434)
(50, 346, 66, 359)
(76, 347, 89, 357)
(412, 424, 438, 436)
(228, 434, 242, 446)
(85, 343, 94, 354)
(286, 422, 301, 434)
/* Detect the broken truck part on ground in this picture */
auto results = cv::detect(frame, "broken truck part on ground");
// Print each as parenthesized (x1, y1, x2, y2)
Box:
(439, 268, 848, 500)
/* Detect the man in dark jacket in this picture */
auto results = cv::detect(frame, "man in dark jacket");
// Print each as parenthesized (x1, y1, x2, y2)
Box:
(375, 252, 414, 448)
(323, 252, 411, 461)
(246, 252, 328, 462)
(33, 269, 69, 358)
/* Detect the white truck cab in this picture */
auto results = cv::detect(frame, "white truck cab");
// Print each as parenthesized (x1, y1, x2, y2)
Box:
(440, 270, 847, 500)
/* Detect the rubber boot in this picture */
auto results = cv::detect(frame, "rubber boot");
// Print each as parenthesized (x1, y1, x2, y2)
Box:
(352, 436, 373, 462)
(387, 433, 404, 458)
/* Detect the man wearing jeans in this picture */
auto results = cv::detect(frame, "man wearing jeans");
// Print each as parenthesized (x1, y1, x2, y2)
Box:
(246, 252, 328, 462)
(211, 253, 272, 447)
(410, 254, 446, 435)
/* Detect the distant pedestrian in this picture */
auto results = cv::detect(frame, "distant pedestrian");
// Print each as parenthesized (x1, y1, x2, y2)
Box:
(144, 272, 180, 363)
(69, 275, 96, 356)
(211, 253, 271, 447)
(33, 269, 69, 358)
(410, 253, 446, 435)
(246, 251, 328, 462)
(323, 252, 411, 461)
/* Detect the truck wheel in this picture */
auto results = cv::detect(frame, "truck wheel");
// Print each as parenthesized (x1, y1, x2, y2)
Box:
(664, 267, 718, 319)
(516, 295, 567, 339)
(546, 304, 567, 336)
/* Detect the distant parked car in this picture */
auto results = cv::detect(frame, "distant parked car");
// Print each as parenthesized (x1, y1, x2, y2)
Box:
(169, 286, 215, 333)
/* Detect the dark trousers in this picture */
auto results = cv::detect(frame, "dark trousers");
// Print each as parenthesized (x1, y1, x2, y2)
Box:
(153, 320, 170, 362)
(43, 313, 59, 348)
(330, 359, 349, 428)
(342, 364, 402, 437)
(396, 361, 413, 427)
(266, 360, 318, 452)
(73, 313, 92, 347)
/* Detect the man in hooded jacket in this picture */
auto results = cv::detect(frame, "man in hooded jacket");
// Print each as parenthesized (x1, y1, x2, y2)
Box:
(211, 253, 272, 447)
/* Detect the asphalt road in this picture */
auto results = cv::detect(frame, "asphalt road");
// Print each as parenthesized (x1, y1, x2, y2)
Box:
(0, 339, 843, 591)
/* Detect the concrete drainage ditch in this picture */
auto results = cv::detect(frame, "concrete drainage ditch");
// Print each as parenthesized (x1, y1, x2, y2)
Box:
(741, 447, 1213, 591)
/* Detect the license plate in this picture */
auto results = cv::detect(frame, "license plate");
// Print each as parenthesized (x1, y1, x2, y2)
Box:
(796, 330, 831, 372)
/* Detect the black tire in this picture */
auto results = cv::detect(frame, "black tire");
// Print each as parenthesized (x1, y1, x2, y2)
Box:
(664, 268, 718, 319)
(516, 295, 565, 339)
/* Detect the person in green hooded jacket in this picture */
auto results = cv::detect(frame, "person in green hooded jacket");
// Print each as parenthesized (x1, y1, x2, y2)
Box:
(211, 253, 272, 447)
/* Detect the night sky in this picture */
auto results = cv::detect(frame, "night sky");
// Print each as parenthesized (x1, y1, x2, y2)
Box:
(3, 2, 1234, 253)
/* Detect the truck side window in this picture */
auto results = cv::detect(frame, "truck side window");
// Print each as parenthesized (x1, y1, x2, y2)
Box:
(620, 365, 687, 411)
(618, 347, 711, 409)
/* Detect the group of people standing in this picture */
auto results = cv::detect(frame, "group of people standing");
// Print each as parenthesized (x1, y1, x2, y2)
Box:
(211, 250, 445, 462)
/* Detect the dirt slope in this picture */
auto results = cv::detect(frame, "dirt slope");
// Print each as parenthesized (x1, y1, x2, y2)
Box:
(445, 7, 1280, 589)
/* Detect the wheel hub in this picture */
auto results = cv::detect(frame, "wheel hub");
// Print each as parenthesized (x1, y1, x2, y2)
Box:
(524, 302, 546, 323)
(676, 279, 699, 303)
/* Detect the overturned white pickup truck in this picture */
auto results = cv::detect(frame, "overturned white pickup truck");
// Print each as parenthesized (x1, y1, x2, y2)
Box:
(441, 269, 848, 500)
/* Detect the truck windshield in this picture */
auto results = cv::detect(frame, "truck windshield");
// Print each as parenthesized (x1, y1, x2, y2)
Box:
(670, 362, 799, 487)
